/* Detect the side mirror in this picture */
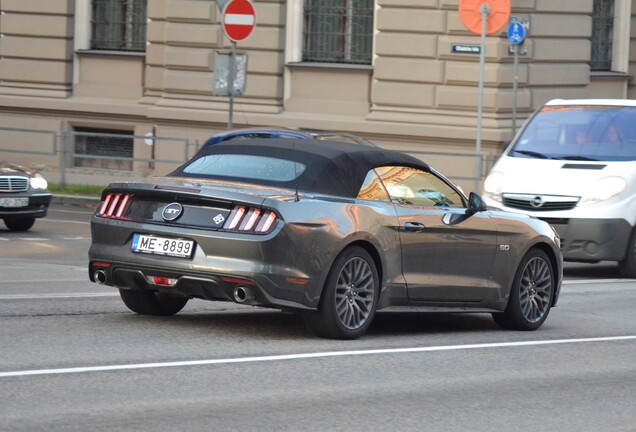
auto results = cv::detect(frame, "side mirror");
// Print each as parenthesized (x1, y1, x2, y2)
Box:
(467, 192, 488, 215)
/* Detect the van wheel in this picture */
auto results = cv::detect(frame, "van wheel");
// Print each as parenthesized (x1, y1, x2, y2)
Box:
(618, 228, 636, 278)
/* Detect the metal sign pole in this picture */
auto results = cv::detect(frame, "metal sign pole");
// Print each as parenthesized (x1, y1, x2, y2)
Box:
(512, 43, 519, 137)
(507, 17, 527, 140)
(228, 41, 237, 130)
(475, 4, 489, 193)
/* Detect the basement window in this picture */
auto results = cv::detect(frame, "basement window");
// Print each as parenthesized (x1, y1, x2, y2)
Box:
(73, 128, 134, 171)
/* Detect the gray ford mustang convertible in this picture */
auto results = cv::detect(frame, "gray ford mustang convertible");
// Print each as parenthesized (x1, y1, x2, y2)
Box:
(89, 139, 562, 339)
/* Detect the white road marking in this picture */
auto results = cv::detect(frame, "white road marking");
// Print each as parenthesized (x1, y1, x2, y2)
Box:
(0, 293, 117, 300)
(1, 335, 634, 378)
(0, 236, 89, 241)
(0, 278, 86, 283)
(563, 279, 636, 285)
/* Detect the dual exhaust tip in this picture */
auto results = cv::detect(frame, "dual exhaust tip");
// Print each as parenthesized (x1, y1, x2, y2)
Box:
(95, 269, 254, 304)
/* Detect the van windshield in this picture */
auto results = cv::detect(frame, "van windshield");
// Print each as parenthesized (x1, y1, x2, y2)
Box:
(510, 105, 636, 161)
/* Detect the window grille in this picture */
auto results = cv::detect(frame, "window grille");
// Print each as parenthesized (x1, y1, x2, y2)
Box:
(303, 0, 374, 65)
(591, 0, 614, 71)
(91, 0, 147, 52)
(74, 129, 134, 171)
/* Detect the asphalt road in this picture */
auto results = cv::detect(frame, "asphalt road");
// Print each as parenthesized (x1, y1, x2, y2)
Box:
(1, 203, 635, 431)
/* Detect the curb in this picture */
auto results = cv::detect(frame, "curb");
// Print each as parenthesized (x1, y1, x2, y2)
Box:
(52, 195, 101, 208)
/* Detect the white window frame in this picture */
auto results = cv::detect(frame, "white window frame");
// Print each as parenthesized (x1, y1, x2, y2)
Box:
(611, 0, 631, 73)
(284, 0, 378, 102)
(284, 0, 377, 65)
(285, 0, 305, 64)
(591, 0, 631, 73)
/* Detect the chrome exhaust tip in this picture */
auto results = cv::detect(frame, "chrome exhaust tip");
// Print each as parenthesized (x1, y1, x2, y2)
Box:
(233, 286, 253, 303)
(94, 270, 108, 285)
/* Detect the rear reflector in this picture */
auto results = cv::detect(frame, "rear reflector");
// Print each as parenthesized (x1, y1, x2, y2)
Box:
(220, 276, 256, 285)
(286, 277, 309, 285)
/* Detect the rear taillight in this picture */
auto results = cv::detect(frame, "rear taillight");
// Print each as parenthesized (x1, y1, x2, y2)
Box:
(97, 193, 133, 219)
(223, 205, 279, 234)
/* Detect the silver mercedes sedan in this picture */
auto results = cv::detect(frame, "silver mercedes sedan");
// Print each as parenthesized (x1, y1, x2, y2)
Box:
(89, 139, 562, 339)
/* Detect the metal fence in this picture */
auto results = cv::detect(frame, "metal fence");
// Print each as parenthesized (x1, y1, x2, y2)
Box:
(0, 126, 498, 192)
(0, 127, 201, 187)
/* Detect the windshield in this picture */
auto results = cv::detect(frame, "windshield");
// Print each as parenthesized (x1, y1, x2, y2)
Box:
(510, 105, 636, 161)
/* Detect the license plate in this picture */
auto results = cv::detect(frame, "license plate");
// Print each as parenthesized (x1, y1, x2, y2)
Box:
(0, 197, 29, 208)
(131, 234, 195, 258)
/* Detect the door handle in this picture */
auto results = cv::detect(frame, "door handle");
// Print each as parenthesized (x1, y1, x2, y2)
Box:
(404, 222, 426, 232)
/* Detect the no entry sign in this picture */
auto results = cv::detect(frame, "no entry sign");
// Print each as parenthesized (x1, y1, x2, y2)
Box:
(222, 0, 256, 42)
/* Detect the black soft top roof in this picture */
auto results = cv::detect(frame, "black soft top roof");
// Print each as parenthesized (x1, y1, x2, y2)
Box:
(170, 138, 430, 198)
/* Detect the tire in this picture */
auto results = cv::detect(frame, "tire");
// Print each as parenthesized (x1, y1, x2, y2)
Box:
(618, 228, 636, 278)
(303, 246, 379, 340)
(4, 217, 35, 232)
(119, 289, 188, 316)
(492, 248, 554, 331)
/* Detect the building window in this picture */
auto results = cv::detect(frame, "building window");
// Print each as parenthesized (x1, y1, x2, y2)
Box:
(591, 0, 614, 71)
(74, 128, 134, 171)
(91, 0, 147, 52)
(302, 0, 374, 65)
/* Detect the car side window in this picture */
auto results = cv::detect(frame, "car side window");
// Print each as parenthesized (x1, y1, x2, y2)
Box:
(374, 166, 464, 208)
(357, 170, 392, 202)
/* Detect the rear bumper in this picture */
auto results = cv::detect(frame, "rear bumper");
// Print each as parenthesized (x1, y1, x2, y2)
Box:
(88, 259, 317, 311)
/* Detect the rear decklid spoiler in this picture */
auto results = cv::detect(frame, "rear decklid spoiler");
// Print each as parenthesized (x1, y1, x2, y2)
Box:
(102, 177, 299, 206)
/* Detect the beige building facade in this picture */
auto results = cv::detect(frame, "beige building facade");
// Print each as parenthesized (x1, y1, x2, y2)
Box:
(0, 0, 635, 190)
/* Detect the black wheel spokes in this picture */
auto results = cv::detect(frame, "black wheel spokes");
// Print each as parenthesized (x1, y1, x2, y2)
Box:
(335, 257, 375, 330)
(520, 257, 553, 323)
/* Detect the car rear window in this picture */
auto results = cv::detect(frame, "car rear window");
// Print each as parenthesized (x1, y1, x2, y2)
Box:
(182, 154, 306, 182)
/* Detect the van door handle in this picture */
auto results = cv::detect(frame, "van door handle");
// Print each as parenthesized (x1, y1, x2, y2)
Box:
(404, 222, 426, 232)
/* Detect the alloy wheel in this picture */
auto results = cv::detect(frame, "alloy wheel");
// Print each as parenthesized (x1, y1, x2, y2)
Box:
(519, 256, 553, 323)
(334, 257, 376, 330)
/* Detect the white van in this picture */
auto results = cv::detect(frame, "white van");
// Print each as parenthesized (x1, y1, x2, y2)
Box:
(483, 99, 636, 276)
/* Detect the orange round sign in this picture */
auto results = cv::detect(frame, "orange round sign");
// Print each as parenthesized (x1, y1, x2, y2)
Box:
(458, 0, 511, 35)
